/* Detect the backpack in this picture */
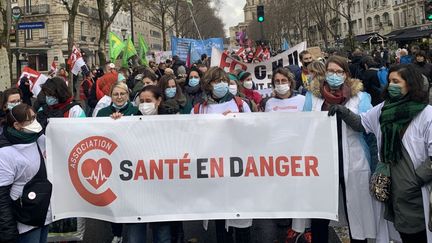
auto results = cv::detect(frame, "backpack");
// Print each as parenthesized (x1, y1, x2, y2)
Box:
(193, 96, 244, 114)
(377, 67, 389, 91)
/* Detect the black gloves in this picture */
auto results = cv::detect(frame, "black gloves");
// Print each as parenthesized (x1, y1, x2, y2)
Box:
(328, 104, 365, 133)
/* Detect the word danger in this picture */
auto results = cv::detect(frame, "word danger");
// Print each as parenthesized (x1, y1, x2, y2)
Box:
(119, 155, 319, 181)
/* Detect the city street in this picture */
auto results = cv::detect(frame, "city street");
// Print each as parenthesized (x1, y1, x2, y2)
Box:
(82, 219, 343, 243)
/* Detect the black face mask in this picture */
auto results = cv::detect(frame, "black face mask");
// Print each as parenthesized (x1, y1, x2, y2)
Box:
(303, 62, 312, 68)
(417, 61, 426, 66)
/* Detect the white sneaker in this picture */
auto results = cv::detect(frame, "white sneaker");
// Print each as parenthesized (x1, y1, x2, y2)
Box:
(111, 236, 123, 243)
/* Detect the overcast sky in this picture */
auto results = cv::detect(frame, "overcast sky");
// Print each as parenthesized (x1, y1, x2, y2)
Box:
(217, 0, 246, 37)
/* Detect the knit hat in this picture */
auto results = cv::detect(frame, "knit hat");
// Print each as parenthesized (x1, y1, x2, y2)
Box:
(177, 66, 186, 76)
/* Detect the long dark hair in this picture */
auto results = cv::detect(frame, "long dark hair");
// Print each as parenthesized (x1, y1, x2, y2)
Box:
(1, 88, 22, 111)
(4, 103, 33, 128)
(382, 64, 429, 103)
(158, 74, 184, 100)
(41, 77, 72, 103)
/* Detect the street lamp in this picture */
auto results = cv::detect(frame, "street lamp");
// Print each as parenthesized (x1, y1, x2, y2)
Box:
(121, 28, 127, 40)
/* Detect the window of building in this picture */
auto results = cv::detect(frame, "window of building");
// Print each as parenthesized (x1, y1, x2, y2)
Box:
(39, 26, 47, 39)
(383, 12, 389, 24)
(374, 15, 380, 26)
(25, 29, 32, 40)
(80, 22, 84, 37)
(359, 18, 363, 28)
(344, 23, 347, 31)
(367, 17, 372, 27)
(357, 2, 361, 12)
(63, 21, 68, 39)
(28, 53, 48, 72)
(25, 0, 31, 13)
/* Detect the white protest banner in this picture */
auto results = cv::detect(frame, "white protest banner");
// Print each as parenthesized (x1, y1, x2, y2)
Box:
(47, 112, 338, 223)
(211, 42, 307, 91)
(155, 51, 173, 63)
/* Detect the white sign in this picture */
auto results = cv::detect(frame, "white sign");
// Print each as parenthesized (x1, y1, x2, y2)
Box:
(155, 51, 173, 64)
(211, 42, 307, 90)
(46, 112, 338, 223)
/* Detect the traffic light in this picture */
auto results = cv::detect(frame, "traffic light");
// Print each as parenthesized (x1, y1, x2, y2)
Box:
(426, 0, 432, 21)
(257, 5, 264, 22)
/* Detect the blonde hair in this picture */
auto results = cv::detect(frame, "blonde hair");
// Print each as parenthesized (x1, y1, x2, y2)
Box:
(109, 82, 129, 97)
(308, 61, 326, 82)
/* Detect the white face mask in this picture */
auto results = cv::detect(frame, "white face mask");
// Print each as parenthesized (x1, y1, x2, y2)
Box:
(243, 81, 253, 89)
(275, 84, 290, 95)
(22, 119, 43, 134)
(228, 85, 238, 95)
(139, 102, 157, 115)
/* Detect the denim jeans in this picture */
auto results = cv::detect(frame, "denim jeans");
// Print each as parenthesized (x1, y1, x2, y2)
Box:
(18, 226, 49, 243)
(127, 222, 171, 243)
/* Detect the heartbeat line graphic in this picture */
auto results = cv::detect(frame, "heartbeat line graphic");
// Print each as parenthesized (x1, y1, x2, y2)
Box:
(84, 163, 109, 185)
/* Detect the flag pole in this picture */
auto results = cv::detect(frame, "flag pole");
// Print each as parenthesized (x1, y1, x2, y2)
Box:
(187, 2, 203, 42)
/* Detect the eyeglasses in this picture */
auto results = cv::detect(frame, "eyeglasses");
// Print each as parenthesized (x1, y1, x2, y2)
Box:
(112, 92, 128, 97)
(326, 70, 345, 77)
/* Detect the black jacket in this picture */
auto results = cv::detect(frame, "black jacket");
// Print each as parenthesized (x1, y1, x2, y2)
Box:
(0, 135, 18, 243)
(361, 69, 384, 106)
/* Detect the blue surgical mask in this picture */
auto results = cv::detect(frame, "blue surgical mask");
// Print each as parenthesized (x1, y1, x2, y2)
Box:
(165, 87, 177, 99)
(188, 78, 200, 87)
(112, 102, 128, 110)
(45, 96, 59, 106)
(326, 73, 345, 88)
(7, 102, 20, 110)
(212, 82, 229, 98)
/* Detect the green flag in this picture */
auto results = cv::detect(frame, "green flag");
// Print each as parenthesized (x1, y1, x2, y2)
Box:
(138, 34, 149, 66)
(186, 0, 193, 6)
(122, 37, 137, 68)
(109, 32, 126, 62)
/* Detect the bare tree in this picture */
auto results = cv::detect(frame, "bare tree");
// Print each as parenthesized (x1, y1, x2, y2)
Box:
(325, 0, 356, 51)
(97, 0, 127, 65)
(308, 0, 333, 49)
(135, 0, 176, 51)
(62, 0, 80, 62)
(0, 0, 12, 84)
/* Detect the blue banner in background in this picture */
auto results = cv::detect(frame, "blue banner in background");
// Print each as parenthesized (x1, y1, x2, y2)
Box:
(171, 37, 224, 63)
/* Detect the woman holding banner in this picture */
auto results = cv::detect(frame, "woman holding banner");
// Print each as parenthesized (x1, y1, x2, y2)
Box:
(96, 82, 139, 118)
(261, 67, 309, 243)
(192, 67, 252, 243)
(126, 84, 172, 243)
(329, 64, 432, 243)
(261, 67, 305, 113)
(303, 55, 376, 243)
(0, 104, 51, 243)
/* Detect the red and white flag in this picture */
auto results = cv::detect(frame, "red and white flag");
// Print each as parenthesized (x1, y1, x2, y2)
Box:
(50, 60, 57, 74)
(67, 45, 86, 75)
(17, 66, 48, 97)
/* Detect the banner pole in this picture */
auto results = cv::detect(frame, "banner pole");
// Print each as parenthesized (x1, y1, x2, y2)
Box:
(187, 3, 204, 45)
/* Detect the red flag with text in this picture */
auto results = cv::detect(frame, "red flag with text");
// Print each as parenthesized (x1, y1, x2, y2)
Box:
(18, 66, 48, 97)
(68, 46, 87, 75)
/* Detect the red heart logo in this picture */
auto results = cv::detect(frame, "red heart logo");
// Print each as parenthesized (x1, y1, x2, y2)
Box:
(81, 158, 112, 190)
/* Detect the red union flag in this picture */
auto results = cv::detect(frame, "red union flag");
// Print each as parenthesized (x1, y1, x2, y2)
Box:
(18, 66, 48, 97)
(68, 45, 86, 75)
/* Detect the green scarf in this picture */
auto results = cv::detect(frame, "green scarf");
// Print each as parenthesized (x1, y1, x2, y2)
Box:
(379, 98, 427, 165)
(3, 126, 42, 144)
